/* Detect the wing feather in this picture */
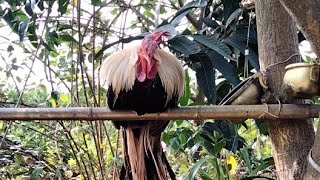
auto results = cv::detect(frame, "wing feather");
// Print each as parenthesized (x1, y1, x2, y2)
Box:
(155, 49, 184, 104)
(100, 45, 138, 104)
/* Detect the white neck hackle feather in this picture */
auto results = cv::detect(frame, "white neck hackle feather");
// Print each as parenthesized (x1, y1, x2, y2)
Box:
(99, 44, 184, 106)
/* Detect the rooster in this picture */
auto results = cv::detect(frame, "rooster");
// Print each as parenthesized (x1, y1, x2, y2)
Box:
(100, 30, 184, 180)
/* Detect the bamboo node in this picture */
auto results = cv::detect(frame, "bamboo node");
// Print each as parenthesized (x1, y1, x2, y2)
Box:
(88, 107, 93, 121)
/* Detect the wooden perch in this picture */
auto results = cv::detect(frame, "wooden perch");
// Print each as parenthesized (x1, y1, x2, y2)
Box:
(0, 104, 319, 123)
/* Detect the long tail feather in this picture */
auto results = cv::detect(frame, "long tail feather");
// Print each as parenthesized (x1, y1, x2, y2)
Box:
(121, 121, 175, 180)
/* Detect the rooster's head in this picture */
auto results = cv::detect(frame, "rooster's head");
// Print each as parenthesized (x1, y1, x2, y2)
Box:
(136, 30, 170, 82)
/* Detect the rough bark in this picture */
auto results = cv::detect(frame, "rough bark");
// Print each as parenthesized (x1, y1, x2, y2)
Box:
(256, 0, 315, 179)
(275, 0, 320, 178)
(279, 0, 320, 57)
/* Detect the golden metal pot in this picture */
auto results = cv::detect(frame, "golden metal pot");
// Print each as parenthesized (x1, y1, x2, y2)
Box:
(283, 63, 320, 98)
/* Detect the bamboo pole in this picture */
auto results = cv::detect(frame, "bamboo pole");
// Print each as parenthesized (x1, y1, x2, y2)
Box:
(0, 104, 319, 123)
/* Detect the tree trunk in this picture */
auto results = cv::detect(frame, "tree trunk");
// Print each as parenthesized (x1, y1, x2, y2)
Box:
(278, 0, 320, 57)
(276, 0, 320, 179)
(255, 0, 315, 179)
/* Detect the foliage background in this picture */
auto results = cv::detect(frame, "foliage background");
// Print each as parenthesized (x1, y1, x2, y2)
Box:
(0, 0, 314, 179)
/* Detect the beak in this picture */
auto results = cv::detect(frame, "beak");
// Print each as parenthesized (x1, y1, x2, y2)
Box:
(154, 31, 171, 42)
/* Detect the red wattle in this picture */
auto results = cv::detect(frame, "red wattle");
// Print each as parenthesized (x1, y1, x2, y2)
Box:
(136, 58, 147, 82)
(147, 59, 157, 79)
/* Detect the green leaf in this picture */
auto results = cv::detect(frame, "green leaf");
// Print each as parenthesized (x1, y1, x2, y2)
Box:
(160, 5, 166, 14)
(202, 122, 223, 135)
(8, 0, 22, 6)
(199, 170, 212, 180)
(143, 10, 155, 20)
(179, 133, 187, 145)
(223, 37, 259, 70)
(15, 9, 29, 21)
(18, 19, 29, 41)
(25, 0, 36, 16)
(57, 24, 73, 31)
(203, 140, 215, 156)
(58, 34, 78, 43)
(170, 138, 180, 150)
(190, 52, 216, 104)
(207, 50, 240, 86)
(193, 35, 235, 60)
(111, 8, 118, 15)
(168, 35, 200, 57)
(7, 45, 14, 52)
(225, 8, 242, 29)
(27, 21, 38, 47)
(51, 91, 59, 101)
(58, 0, 70, 15)
(60, 94, 70, 104)
(249, 158, 274, 176)
(37, 0, 44, 11)
(213, 140, 226, 155)
(188, 158, 207, 180)
(91, 0, 102, 6)
(170, 0, 207, 27)
(31, 166, 43, 179)
(179, 69, 191, 106)
(240, 147, 252, 173)
(2, 8, 15, 29)
(221, 0, 240, 24)
(201, 18, 220, 28)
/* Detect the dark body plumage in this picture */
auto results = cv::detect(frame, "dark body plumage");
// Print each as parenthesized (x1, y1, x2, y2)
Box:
(108, 74, 177, 180)
(108, 74, 178, 128)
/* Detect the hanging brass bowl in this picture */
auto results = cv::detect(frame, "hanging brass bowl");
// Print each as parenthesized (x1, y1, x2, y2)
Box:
(219, 72, 265, 106)
(283, 63, 320, 98)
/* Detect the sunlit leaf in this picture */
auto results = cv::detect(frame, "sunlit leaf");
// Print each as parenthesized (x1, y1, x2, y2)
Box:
(60, 94, 70, 104)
